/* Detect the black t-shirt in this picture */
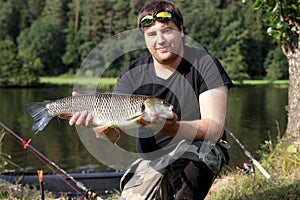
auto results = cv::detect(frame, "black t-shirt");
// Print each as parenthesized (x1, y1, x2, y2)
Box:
(114, 45, 233, 158)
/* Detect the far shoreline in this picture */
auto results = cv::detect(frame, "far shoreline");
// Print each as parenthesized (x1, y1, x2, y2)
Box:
(40, 76, 289, 88)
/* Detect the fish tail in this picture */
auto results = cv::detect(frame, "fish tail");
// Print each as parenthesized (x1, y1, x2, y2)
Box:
(24, 102, 53, 132)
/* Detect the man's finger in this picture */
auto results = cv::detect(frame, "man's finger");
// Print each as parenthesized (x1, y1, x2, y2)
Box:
(85, 113, 93, 127)
(75, 111, 88, 126)
(72, 91, 79, 96)
(69, 112, 80, 126)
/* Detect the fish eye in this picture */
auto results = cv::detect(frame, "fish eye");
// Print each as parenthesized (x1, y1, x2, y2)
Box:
(141, 104, 145, 111)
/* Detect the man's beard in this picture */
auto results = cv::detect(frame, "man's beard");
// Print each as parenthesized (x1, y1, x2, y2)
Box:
(151, 45, 183, 65)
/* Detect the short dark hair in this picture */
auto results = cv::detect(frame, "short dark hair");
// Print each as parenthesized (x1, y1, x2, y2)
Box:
(137, 0, 183, 31)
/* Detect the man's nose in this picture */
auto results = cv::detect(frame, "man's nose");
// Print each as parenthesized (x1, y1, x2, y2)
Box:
(157, 32, 166, 43)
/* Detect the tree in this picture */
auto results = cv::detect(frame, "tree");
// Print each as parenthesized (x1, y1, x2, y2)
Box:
(0, 38, 41, 86)
(17, 18, 63, 76)
(0, 38, 18, 86)
(62, 0, 83, 70)
(17, 0, 68, 76)
(220, 20, 250, 83)
(264, 45, 288, 81)
(244, 0, 300, 141)
(17, 0, 46, 30)
(63, 0, 110, 69)
(112, 0, 130, 34)
(0, 1, 19, 40)
(0, 0, 46, 40)
(128, 0, 145, 28)
(242, 2, 271, 77)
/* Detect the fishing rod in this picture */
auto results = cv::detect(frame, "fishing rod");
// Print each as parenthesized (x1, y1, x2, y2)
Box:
(0, 122, 103, 200)
(224, 127, 275, 184)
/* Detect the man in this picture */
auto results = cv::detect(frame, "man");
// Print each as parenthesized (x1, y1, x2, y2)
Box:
(70, 1, 233, 199)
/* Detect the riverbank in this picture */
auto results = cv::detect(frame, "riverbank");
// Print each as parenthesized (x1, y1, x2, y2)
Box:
(206, 137, 300, 200)
(40, 76, 117, 91)
(40, 76, 289, 88)
(1, 136, 299, 199)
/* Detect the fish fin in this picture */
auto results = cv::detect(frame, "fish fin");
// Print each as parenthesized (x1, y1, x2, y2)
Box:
(94, 124, 114, 132)
(127, 113, 144, 121)
(23, 102, 53, 132)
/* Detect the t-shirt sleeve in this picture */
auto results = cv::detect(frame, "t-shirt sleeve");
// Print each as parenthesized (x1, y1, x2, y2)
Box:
(196, 55, 233, 94)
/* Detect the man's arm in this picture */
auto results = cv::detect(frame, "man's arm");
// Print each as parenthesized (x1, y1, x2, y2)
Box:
(138, 85, 229, 142)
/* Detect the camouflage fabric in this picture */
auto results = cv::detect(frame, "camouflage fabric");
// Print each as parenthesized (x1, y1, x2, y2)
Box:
(120, 158, 166, 199)
(149, 140, 229, 174)
(120, 140, 229, 199)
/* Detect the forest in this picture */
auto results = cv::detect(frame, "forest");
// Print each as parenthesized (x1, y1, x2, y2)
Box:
(0, 0, 289, 86)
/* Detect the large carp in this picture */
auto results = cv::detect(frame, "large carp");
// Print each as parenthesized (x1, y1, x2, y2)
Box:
(24, 93, 174, 132)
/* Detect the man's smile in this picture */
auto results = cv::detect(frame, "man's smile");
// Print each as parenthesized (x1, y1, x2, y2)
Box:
(156, 45, 170, 53)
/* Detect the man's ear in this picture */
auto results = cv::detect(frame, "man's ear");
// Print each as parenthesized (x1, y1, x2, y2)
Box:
(180, 25, 184, 37)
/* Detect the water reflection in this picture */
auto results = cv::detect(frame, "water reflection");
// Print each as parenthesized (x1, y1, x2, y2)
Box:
(0, 86, 288, 172)
(226, 86, 288, 166)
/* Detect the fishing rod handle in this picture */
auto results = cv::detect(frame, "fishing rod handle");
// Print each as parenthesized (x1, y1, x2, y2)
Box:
(252, 159, 275, 184)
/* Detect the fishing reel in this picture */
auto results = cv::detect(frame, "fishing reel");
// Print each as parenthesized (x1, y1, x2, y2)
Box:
(236, 160, 255, 175)
(85, 190, 103, 200)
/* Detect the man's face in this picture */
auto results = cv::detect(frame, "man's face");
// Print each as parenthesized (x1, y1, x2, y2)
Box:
(143, 21, 184, 66)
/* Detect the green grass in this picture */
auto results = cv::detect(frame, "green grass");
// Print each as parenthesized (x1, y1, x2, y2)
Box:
(40, 76, 117, 91)
(40, 76, 117, 86)
(233, 79, 289, 86)
(206, 138, 300, 200)
(41, 76, 289, 87)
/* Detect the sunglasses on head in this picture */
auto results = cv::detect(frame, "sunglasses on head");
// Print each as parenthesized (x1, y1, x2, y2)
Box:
(139, 11, 174, 28)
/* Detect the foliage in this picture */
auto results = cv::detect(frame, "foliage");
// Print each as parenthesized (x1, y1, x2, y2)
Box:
(264, 45, 288, 82)
(250, 0, 299, 50)
(0, 38, 17, 86)
(220, 18, 250, 83)
(0, 0, 290, 86)
(0, 38, 41, 87)
(17, 0, 66, 76)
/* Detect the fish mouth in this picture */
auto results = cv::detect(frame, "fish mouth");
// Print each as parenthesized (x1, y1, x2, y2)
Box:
(167, 106, 174, 119)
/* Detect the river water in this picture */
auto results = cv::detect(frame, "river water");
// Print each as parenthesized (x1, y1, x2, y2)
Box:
(0, 85, 288, 172)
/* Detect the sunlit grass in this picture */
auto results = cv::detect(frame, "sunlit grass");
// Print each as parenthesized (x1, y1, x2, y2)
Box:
(233, 79, 289, 86)
(40, 76, 117, 86)
(40, 76, 117, 91)
(41, 76, 288, 88)
(206, 137, 300, 200)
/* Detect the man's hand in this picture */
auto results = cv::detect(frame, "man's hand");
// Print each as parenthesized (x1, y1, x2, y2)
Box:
(69, 91, 94, 127)
(137, 111, 179, 137)
(69, 91, 121, 143)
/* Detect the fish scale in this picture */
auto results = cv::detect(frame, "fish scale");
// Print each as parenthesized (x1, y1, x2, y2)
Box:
(24, 93, 174, 132)
(92, 94, 146, 123)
